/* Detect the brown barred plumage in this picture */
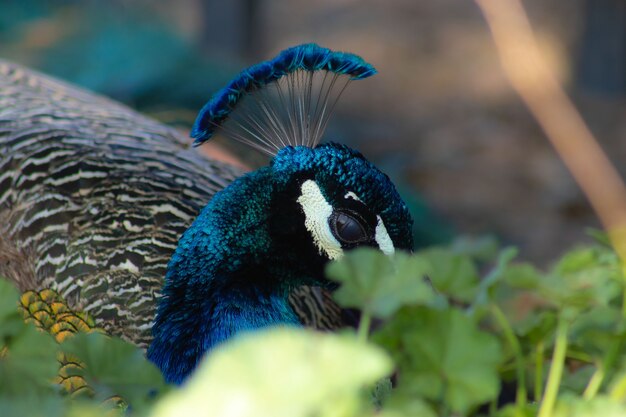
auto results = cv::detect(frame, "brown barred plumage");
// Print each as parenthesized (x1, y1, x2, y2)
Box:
(0, 60, 343, 349)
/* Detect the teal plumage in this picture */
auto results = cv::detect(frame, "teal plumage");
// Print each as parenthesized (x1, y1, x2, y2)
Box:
(0, 44, 415, 384)
(149, 143, 413, 382)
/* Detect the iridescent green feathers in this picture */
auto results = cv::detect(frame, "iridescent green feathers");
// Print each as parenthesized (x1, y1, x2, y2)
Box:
(191, 43, 377, 155)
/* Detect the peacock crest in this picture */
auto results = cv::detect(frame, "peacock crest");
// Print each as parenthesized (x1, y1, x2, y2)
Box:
(192, 43, 376, 155)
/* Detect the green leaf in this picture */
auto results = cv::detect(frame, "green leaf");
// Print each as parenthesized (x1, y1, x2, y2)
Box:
(0, 279, 60, 397)
(61, 332, 168, 408)
(469, 247, 518, 312)
(545, 247, 622, 312)
(0, 278, 20, 321)
(0, 323, 60, 396)
(496, 403, 538, 417)
(381, 395, 438, 417)
(374, 307, 502, 413)
(327, 248, 435, 318)
(502, 263, 543, 290)
(417, 248, 480, 302)
(0, 396, 66, 417)
(568, 307, 623, 358)
(560, 365, 595, 396)
(552, 394, 626, 417)
(370, 377, 392, 408)
(0, 279, 31, 344)
(151, 327, 392, 417)
(553, 246, 616, 275)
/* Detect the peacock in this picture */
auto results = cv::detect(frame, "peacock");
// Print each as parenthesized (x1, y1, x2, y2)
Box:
(0, 44, 413, 384)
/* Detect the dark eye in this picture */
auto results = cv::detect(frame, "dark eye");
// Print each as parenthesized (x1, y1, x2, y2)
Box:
(330, 210, 371, 245)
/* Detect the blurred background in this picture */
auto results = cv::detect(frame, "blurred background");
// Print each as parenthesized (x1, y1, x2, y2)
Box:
(1, 0, 625, 264)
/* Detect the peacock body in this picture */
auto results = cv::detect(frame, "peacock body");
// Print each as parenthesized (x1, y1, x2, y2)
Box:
(0, 44, 413, 384)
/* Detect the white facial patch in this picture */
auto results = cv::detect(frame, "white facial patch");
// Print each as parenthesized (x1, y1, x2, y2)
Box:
(345, 191, 396, 256)
(297, 180, 343, 260)
(375, 215, 395, 255)
(344, 191, 362, 202)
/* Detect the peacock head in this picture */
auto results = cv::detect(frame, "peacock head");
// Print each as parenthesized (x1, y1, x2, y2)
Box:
(269, 143, 412, 274)
(148, 44, 413, 383)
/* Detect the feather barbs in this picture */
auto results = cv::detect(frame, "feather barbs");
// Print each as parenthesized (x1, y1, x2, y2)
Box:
(191, 44, 377, 156)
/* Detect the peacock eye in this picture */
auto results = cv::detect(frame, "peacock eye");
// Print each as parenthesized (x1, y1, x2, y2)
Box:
(330, 210, 371, 245)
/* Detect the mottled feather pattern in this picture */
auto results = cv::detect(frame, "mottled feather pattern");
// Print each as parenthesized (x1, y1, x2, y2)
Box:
(0, 60, 342, 348)
(287, 285, 343, 330)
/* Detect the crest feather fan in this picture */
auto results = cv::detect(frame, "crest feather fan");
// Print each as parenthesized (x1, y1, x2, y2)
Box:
(191, 43, 377, 156)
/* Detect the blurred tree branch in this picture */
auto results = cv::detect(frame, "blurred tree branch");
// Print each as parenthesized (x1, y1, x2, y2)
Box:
(475, 0, 626, 264)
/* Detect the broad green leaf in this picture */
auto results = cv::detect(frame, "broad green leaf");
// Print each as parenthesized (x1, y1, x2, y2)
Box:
(0, 278, 20, 321)
(495, 264, 558, 340)
(417, 248, 480, 302)
(370, 377, 392, 407)
(61, 332, 168, 408)
(543, 247, 622, 312)
(470, 247, 518, 312)
(65, 402, 123, 417)
(327, 248, 435, 318)
(553, 394, 626, 417)
(496, 403, 538, 417)
(502, 263, 543, 290)
(553, 246, 618, 275)
(151, 327, 392, 417)
(511, 306, 557, 342)
(501, 247, 622, 322)
(0, 396, 66, 417)
(0, 279, 60, 397)
(380, 395, 438, 417)
(0, 323, 59, 396)
(0, 279, 30, 343)
(560, 365, 595, 396)
(374, 307, 502, 413)
(568, 307, 623, 358)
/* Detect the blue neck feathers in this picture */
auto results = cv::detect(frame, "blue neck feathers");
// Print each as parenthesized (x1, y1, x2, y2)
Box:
(147, 167, 305, 384)
(147, 143, 414, 384)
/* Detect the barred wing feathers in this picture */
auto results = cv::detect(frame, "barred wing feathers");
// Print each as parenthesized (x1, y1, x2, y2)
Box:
(0, 60, 244, 346)
(0, 60, 341, 347)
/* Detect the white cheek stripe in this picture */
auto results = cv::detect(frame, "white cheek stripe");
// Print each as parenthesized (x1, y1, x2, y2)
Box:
(297, 180, 344, 260)
(375, 216, 395, 255)
(344, 191, 362, 202)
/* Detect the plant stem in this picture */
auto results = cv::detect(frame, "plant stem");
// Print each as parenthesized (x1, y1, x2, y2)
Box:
(491, 304, 527, 406)
(535, 340, 544, 401)
(584, 338, 622, 399)
(622, 274, 626, 319)
(538, 317, 569, 417)
(583, 366, 605, 400)
(357, 312, 371, 343)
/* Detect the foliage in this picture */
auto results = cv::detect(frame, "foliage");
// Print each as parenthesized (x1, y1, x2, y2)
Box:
(152, 328, 392, 417)
(4, 237, 626, 416)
